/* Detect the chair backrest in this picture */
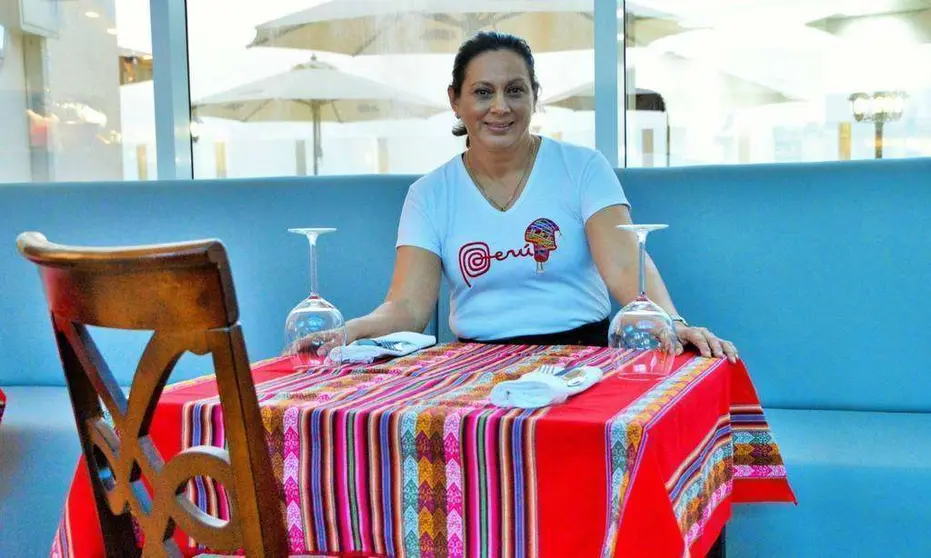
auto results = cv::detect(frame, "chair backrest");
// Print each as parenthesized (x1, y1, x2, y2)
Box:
(16, 232, 287, 557)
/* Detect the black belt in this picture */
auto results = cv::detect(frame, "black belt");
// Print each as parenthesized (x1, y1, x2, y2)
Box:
(458, 318, 610, 347)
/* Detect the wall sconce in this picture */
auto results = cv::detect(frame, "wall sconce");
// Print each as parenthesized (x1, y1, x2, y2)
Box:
(848, 91, 907, 159)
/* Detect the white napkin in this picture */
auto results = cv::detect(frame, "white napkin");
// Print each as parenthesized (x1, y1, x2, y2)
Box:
(489, 366, 604, 409)
(330, 331, 436, 364)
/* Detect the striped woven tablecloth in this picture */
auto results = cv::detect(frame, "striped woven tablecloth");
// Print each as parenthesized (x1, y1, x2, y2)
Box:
(51, 343, 794, 557)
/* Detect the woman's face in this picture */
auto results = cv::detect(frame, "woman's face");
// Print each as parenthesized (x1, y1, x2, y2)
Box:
(449, 49, 536, 152)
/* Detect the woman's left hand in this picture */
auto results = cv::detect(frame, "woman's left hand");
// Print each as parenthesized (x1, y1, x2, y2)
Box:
(673, 323, 739, 363)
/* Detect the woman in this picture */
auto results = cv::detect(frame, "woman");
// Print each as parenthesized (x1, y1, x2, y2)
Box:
(345, 31, 737, 363)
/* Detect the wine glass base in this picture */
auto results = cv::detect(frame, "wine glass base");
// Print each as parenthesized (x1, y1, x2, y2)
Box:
(616, 223, 668, 234)
(288, 227, 337, 235)
(616, 362, 668, 380)
(612, 349, 676, 380)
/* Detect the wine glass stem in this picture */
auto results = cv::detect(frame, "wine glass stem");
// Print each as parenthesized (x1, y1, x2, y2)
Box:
(306, 235, 319, 297)
(637, 230, 648, 298)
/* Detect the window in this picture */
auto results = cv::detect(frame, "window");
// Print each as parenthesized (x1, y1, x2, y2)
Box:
(0, 0, 157, 183)
(4, 0, 928, 182)
(622, 1, 931, 167)
(186, 0, 595, 178)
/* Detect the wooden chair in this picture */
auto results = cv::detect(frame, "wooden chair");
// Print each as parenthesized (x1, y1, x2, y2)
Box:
(17, 232, 288, 557)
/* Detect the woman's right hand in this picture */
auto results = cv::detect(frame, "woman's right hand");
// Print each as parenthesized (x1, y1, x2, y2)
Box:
(285, 327, 348, 359)
(302, 246, 441, 358)
(309, 320, 363, 358)
(343, 319, 363, 346)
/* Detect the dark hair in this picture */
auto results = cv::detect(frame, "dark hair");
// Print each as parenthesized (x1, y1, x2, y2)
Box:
(449, 31, 541, 139)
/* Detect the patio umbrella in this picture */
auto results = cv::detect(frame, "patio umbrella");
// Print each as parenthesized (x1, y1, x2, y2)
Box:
(543, 84, 673, 164)
(808, 8, 931, 43)
(248, 0, 690, 55)
(192, 58, 446, 174)
(542, 53, 797, 165)
(543, 63, 794, 112)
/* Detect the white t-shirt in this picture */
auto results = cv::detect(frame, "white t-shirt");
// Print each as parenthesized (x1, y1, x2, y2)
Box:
(396, 136, 629, 341)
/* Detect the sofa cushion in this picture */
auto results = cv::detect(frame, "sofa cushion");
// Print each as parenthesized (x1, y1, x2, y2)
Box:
(0, 387, 82, 557)
(728, 408, 931, 557)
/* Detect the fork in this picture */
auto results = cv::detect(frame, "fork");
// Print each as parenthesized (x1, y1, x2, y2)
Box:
(355, 339, 409, 351)
(537, 363, 581, 376)
(536, 364, 587, 387)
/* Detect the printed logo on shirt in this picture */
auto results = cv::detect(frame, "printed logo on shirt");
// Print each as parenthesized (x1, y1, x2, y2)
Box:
(458, 217, 561, 287)
(524, 218, 561, 273)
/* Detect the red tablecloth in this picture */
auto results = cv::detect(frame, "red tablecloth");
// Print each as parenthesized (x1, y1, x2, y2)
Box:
(50, 343, 794, 557)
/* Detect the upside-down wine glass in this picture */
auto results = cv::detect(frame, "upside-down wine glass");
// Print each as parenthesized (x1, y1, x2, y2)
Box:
(284, 228, 347, 370)
(608, 224, 677, 379)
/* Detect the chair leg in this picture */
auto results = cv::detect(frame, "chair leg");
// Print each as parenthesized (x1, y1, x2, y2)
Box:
(707, 526, 726, 558)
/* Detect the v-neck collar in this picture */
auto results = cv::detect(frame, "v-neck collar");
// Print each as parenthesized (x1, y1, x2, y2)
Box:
(459, 135, 545, 215)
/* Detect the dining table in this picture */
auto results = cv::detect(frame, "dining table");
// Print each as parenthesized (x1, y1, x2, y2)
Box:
(50, 342, 794, 557)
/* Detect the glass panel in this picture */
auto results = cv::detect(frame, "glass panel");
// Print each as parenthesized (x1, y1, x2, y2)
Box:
(621, 0, 931, 167)
(186, 0, 595, 178)
(0, 0, 157, 183)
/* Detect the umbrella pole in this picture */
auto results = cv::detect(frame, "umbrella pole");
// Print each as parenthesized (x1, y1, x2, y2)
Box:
(295, 140, 307, 176)
(313, 104, 321, 175)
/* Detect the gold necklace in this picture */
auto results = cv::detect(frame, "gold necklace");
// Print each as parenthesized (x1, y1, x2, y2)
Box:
(465, 136, 539, 212)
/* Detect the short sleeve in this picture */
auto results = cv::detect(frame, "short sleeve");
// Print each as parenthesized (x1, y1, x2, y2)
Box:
(579, 149, 630, 224)
(396, 180, 442, 256)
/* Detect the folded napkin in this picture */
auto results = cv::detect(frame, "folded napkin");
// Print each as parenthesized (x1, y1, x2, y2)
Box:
(330, 331, 436, 364)
(489, 365, 604, 409)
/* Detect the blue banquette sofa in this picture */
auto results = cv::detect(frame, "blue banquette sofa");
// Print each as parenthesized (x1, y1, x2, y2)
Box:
(1, 158, 929, 557)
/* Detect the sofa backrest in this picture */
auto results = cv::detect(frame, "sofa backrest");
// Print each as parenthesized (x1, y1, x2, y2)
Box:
(1, 177, 415, 387)
(617, 159, 931, 412)
(2, 158, 929, 412)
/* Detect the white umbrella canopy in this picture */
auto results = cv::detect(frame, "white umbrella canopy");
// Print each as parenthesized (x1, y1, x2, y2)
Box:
(249, 0, 592, 54)
(192, 58, 447, 173)
(542, 53, 798, 165)
(544, 84, 671, 112)
(192, 58, 444, 122)
(542, 53, 796, 113)
(541, 81, 597, 112)
(247, 0, 689, 55)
